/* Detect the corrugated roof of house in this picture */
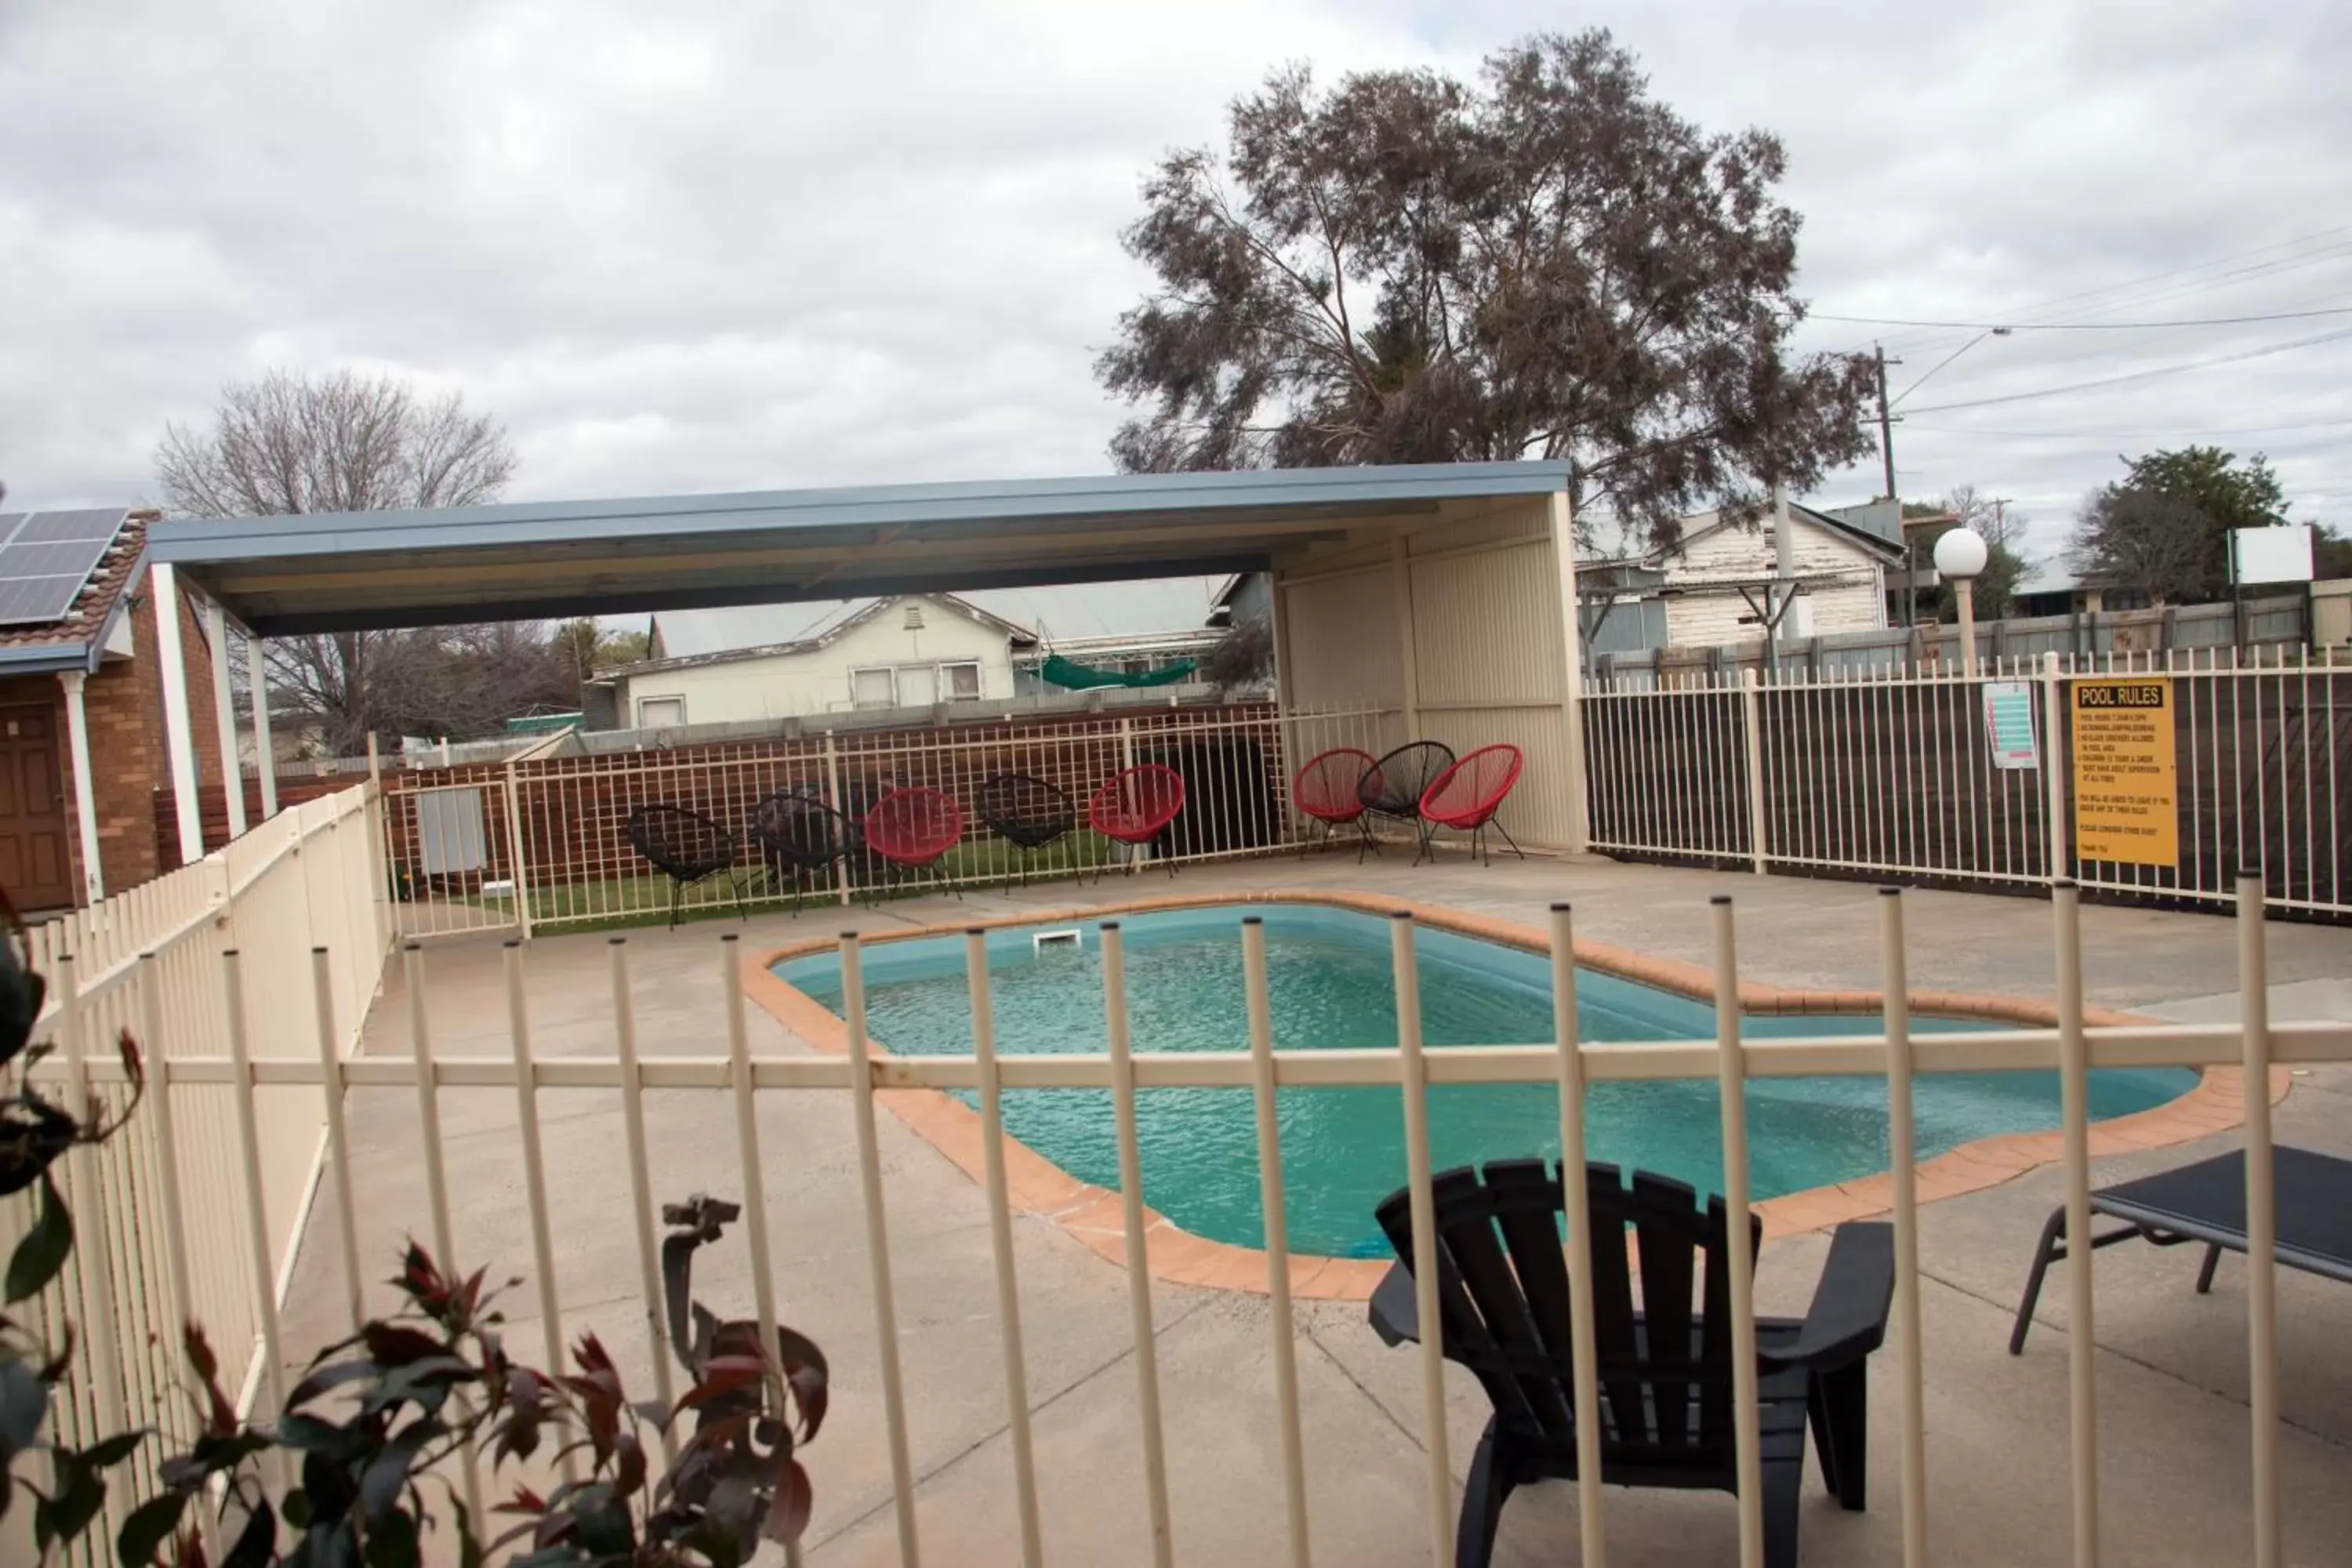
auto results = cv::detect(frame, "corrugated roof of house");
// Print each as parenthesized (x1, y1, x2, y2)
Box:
(650, 575, 1225, 661)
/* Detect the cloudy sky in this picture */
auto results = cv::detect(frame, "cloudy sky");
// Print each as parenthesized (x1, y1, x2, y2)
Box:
(5, 0, 2350, 570)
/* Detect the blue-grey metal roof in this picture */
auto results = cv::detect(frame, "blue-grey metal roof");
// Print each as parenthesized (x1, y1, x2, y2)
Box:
(146, 462, 1569, 635)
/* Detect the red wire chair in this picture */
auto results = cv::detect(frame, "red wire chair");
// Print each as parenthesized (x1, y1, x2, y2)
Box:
(1086, 764, 1186, 880)
(1290, 746, 1379, 860)
(862, 786, 967, 895)
(1417, 744, 1525, 866)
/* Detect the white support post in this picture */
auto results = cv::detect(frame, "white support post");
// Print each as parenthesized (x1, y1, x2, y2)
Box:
(1549, 490, 1592, 853)
(1391, 535, 1421, 737)
(2042, 652, 2067, 884)
(247, 632, 278, 819)
(57, 671, 103, 903)
(204, 596, 247, 840)
(151, 563, 205, 867)
(1739, 668, 1769, 874)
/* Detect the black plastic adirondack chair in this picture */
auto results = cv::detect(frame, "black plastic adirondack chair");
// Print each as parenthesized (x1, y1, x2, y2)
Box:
(1370, 1160, 1894, 1568)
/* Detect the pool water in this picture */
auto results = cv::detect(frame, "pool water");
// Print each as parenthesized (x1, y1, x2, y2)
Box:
(781, 904, 2194, 1258)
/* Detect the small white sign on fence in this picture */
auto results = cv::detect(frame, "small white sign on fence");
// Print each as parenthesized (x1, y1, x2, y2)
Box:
(1982, 681, 2039, 770)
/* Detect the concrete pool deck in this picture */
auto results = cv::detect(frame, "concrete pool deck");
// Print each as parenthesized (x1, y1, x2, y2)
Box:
(277, 855, 2352, 1565)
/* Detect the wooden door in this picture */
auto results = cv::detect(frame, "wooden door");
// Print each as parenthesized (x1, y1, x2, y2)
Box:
(0, 702, 74, 910)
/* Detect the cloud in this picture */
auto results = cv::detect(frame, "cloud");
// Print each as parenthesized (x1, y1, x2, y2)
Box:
(5, 0, 2350, 574)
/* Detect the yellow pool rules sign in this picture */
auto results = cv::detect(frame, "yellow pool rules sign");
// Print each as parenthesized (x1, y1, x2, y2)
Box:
(2071, 678, 2178, 867)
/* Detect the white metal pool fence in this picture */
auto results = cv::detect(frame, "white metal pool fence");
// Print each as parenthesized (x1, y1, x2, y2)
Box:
(5, 797, 2336, 1566)
(380, 702, 1407, 939)
(1584, 646, 2352, 920)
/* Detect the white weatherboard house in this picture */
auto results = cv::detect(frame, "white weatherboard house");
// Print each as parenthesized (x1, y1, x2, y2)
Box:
(600, 576, 1228, 729)
(1592, 503, 1906, 652)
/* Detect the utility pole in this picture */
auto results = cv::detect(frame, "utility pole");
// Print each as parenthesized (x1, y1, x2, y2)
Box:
(1875, 344, 1898, 503)
(1876, 343, 1911, 628)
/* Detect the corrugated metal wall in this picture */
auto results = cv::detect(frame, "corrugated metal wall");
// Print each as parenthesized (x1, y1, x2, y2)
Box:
(1276, 494, 1583, 851)
(1405, 500, 1580, 848)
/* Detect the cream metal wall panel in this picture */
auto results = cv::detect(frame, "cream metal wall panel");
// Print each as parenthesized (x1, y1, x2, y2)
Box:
(1406, 499, 1549, 556)
(1409, 543, 1563, 709)
(1398, 500, 1580, 848)
(1279, 568, 1403, 710)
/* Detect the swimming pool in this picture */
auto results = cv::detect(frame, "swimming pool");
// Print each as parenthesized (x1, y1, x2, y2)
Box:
(778, 902, 2195, 1258)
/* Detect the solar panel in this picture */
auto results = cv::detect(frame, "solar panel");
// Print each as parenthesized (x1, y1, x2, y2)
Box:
(0, 509, 127, 626)
(0, 514, 23, 543)
(12, 509, 125, 543)
(0, 576, 98, 624)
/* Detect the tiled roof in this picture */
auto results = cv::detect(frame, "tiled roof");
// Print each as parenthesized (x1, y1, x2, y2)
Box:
(0, 510, 151, 652)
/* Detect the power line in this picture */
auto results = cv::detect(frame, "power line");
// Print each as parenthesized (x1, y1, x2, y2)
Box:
(1853, 227, 2352, 357)
(1903, 416, 2352, 441)
(1817, 306, 2352, 331)
(1899, 326, 2352, 415)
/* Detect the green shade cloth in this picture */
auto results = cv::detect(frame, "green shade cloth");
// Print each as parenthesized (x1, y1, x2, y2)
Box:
(1039, 655, 1196, 690)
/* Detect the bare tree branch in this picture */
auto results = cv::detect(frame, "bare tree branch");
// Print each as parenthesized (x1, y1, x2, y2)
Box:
(155, 368, 554, 753)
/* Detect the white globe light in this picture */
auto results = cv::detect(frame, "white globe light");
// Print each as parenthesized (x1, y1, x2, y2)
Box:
(1933, 527, 1990, 580)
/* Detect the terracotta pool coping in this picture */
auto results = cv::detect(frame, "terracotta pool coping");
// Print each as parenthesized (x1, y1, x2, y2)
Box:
(742, 889, 2287, 1303)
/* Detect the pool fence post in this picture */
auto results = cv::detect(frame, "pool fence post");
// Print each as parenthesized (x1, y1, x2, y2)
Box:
(824, 733, 853, 904)
(1739, 667, 1768, 874)
(2042, 652, 2067, 884)
(1708, 898, 1765, 1568)
(2053, 881, 2100, 1567)
(2238, 876, 2281, 1568)
(1880, 888, 1928, 1567)
(1388, 912, 1453, 1567)
(503, 761, 534, 941)
(1118, 717, 1141, 870)
(840, 934, 924, 1566)
(1549, 905, 1608, 1568)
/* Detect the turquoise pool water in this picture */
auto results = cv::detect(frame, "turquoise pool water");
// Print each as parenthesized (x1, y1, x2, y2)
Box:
(780, 904, 2195, 1258)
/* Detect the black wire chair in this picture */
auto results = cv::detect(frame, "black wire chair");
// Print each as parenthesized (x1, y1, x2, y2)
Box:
(1358, 741, 1457, 859)
(746, 789, 857, 915)
(975, 772, 1076, 887)
(624, 804, 746, 928)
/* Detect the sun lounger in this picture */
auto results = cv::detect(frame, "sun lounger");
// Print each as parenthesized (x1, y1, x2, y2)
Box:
(2009, 1145, 2352, 1354)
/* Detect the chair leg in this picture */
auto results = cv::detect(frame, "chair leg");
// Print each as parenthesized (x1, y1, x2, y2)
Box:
(667, 877, 681, 930)
(1493, 819, 1526, 861)
(1454, 1424, 1514, 1568)
(1761, 1454, 1805, 1568)
(1809, 1361, 1869, 1510)
(2009, 1206, 2068, 1354)
(2198, 1241, 2224, 1294)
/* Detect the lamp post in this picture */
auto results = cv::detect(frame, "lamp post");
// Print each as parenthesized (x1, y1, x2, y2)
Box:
(1934, 527, 1990, 678)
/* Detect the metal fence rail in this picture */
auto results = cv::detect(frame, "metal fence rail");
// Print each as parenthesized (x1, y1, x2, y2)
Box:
(13, 871, 2325, 1568)
(1585, 647, 2352, 920)
(379, 704, 1400, 938)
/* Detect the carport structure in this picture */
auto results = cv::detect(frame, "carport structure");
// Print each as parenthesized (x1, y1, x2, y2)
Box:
(146, 460, 1589, 863)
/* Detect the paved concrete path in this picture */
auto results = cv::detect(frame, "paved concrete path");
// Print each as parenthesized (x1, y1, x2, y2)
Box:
(276, 856, 2352, 1565)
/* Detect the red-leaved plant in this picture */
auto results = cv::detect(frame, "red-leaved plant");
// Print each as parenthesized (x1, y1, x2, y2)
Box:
(0, 888, 829, 1566)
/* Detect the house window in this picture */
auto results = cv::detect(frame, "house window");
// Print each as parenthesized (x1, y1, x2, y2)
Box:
(897, 664, 939, 706)
(637, 696, 686, 729)
(851, 668, 896, 708)
(942, 661, 982, 700)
